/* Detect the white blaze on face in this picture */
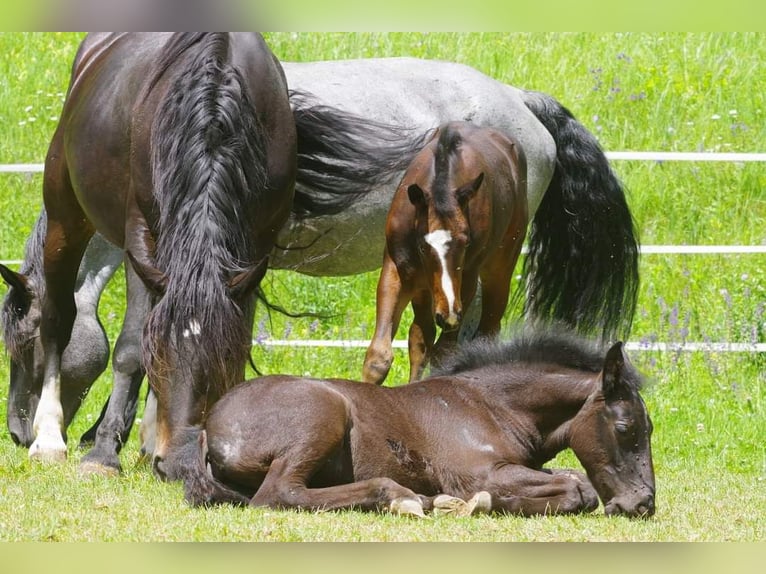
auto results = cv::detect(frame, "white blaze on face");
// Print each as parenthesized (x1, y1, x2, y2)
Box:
(424, 229, 458, 323)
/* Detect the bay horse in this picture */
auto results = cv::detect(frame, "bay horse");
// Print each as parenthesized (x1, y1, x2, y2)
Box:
(184, 327, 656, 518)
(363, 122, 528, 384)
(24, 33, 298, 492)
(2, 56, 639, 475)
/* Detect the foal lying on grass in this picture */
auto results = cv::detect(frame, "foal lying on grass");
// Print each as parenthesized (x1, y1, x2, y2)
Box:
(184, 327, 655, 519)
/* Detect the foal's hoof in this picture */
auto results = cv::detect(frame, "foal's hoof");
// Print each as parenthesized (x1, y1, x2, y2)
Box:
(466, 491, 492, 514)
(433, 491, 492, 517)
(433, 494, 469, 516)
(29, 438, 67, 463)
(390, 497, 426, 518)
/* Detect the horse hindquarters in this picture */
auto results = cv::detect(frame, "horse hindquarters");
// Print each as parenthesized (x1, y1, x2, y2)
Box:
(205, 378, 424, 514)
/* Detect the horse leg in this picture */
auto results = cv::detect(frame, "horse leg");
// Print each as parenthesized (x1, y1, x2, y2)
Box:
(363, 256, 410, 384)
(480, 464, 599, 516)
(33, 157, 95, 462)
(475, 236, 524, 336)
(407, 291, 437, 382)
(432, 272, 479, 368)
(80, 261, 151, 474)
(252, 456, 425, 516)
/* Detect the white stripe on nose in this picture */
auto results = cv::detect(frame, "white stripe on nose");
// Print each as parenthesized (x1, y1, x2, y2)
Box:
(424, 229, 458, 322)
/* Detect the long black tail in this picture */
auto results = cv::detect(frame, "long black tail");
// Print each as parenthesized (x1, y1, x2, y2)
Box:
(290, 90, 432, 218)
(520, 90, 640, 340)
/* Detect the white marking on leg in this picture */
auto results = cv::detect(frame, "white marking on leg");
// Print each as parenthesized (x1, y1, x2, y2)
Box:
(424, 229, 459, 323)
(29, 373, 67, 462)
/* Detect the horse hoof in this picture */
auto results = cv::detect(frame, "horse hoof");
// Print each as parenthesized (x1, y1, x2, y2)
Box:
(29, 439, 67, 463)
(79, 460, 121, 477)
(433, 494, 469, 516)
(390, 497, 425, 518)
(433, 492, 492, 517)
(466, 491, 492, 515)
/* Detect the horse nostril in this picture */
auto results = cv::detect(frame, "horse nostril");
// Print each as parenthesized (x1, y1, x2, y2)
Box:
(153, 456, 169, 481)
(9, 431, 21, 446)
(435, 314, 447, 329)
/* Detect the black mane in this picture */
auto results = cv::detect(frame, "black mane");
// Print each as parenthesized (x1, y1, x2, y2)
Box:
(432, 324, 644, 390)
(432, 124, 463, 216)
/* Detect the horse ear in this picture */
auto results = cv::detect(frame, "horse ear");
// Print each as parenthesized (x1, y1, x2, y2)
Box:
(457, 172, 484, 205)
(228, 258, 269, 301)
(126, 251, 168, 297)
(407, 183, 426, 208)
(602, 341, 626, 398)
(0, 264, 30, 295)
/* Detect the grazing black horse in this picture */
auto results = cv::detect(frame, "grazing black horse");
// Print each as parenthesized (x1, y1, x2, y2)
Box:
(25, 33, 299, 488)
(185, 327, 656, 518)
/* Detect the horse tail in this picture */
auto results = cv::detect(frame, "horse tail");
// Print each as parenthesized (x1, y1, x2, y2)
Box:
(290, 90, 432, 218)
(144, 33, 267, 392)
(181, 427, 250, 507)
(520, 90, 640, 340)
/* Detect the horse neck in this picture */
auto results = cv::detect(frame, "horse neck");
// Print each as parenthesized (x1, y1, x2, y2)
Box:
(511, 368, 599, 459)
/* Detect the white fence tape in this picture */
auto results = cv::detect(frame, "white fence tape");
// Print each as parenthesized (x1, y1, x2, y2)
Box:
(4, 244, 765, 267)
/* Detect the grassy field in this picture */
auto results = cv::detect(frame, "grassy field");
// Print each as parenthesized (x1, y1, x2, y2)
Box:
(0, 33, 764, 541)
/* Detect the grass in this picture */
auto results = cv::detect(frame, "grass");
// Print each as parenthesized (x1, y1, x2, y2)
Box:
(0, 33, 765, 541)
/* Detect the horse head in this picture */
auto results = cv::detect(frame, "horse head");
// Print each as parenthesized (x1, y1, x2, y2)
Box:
(1, 264, 41, 446)
(1, 261, 112, 447)
(569, 342, 656, 518)
(407, 129, 484, 331)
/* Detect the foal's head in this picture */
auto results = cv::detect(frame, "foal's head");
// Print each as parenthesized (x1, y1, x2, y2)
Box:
(406, 125, 484, 331)
(570, 342, 656, 518)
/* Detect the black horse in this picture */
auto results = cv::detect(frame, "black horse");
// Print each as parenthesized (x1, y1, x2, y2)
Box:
(186, 327, 655, 518)
(21, 33, 299, 490)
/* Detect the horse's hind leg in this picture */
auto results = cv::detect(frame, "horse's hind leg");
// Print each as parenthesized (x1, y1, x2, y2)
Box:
(80, 262, 151, 474)
(246, 392, 424, 514)
(251, 457, 425, 516)
(32, 151, 95, 462)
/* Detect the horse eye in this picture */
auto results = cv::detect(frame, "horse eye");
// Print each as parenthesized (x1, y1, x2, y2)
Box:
(615, 421, 630, 434)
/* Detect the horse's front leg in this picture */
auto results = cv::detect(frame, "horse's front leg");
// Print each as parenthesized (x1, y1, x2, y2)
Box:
(33, 161, 95, 462)
(482, 464, 599, 516)
(432, 272, 479, 367)
(407, 290, 437, 382)
(363, 256, 410, 384)
(476, 238, 524, 337)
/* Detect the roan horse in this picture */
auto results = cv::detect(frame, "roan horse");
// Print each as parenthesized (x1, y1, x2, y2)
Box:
(2, 57, 640, 475)
(184, 327, 655, 517)
(363, 122, 528, 384)
(18, 33, 300, 487)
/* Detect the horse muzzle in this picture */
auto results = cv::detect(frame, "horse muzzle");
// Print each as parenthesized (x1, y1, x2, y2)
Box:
(604, 490, 656, 519)
(435, 310, 462, 331)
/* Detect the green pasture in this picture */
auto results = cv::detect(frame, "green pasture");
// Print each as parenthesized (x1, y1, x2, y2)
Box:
(0, 33, 764, 541)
